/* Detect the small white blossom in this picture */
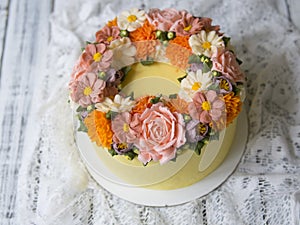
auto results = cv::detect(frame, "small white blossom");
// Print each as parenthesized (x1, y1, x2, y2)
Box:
(178, 69, 213, 102)
(95, 94, 135, 113)
(189, 30, 224, 57)
(117, 8, 146, 32)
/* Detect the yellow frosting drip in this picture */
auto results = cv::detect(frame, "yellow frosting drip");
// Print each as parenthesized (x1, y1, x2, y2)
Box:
(83, 86, 92, 96)
(202, 101, 211, 111)
(202, 41, 211, 50)
(127, 15, 137, 23)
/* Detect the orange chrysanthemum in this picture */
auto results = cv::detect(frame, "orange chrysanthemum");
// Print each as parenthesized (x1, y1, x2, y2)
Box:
(223, 92, 242, 125)
(131, 95, 155, 114)
(129, 20, 156, 42)
(164, 97, 189, 114)
(107, 17, 117, 27)
(84, 110, 113, 148)
(169, 36, 191, 50)
(166, 42, 192, 70)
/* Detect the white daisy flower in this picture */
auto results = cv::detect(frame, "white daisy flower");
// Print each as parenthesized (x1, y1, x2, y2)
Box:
(95, 94, 135, 113)
(117, 8, 146, 32)
(189, 30, 224, 57)
(178, 69, 213, 102)
(109, 37, 137, 70)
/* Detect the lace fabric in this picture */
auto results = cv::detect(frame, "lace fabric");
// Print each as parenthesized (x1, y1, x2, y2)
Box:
(16, 0, 300, 224)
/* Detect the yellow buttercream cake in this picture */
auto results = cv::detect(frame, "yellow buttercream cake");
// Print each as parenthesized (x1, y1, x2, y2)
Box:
(69, 8, 245, 190)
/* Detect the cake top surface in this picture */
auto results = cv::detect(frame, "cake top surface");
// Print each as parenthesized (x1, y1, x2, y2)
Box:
(69, 8, 246, 165)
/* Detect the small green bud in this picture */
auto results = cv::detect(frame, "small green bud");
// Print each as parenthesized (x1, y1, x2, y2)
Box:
(167, 31, 175, 40)
(120, 30, 129, 37)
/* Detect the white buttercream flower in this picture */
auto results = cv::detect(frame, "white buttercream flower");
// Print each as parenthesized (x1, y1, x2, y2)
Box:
(189, 30, 224, 57)
(109, 37, 137, 70)
(117, 8, 146, 32)
(178, 69, 213, 102)
(95, 94, 135, 113)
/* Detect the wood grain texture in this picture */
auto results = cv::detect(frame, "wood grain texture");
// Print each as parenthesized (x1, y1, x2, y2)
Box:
(0, 0, 9, 72)
(0, 0, 52, 223)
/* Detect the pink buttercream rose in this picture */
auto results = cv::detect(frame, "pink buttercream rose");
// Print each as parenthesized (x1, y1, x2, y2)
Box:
(170, 10, 203, 36)
(211, 49, 245, 83)
(135, 103, 186, 165)
(146, 8, 182, 31)
(70, 72, 106, 107)
(188, 90, 225, 124)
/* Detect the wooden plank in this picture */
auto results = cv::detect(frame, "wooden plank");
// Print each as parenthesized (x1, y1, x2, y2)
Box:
(0, 0, 9, 72)
(0, 0, 53, 223)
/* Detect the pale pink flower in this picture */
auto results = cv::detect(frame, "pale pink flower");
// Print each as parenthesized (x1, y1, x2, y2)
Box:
(188, 90, 225, 124)
(170, 10, 203, 36)
(211, 49, 245, 83)
(70, 72, 106, 107)
(135, 103, 186, 165)
(70, 55, 89, 82)
(199, 17, 221, 34)
(82, 43, 113, 72)
(95, 25, 120, 44)
(111, 112, 140, 144)
(146, 8, 182, 31)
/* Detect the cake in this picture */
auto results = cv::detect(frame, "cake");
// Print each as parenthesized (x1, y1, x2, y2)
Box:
(69, 8, 245, 190)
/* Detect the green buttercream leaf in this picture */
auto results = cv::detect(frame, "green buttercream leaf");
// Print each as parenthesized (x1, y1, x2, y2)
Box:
(188, 54, 202, 64)
(177, 74, 187, 83)
(124, 150, 138, 160)
(202, 62, 211, 73)
(236, 57, 243, 65)
(222, 36, 231, 47)
(195, 141, 205, 155)
(150, 95, 162, 104)
(169, 93, 177, 99)
(76, 105, 86, 112)
(109, 149, 118, 156)
(77, 120, 88, 132)
(141, 58, 154, 66)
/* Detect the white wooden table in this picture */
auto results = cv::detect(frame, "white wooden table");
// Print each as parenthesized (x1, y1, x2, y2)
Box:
(0, 0, 300, 224)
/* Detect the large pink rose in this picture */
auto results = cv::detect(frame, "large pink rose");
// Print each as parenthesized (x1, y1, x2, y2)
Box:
(146, 8, 182, 31)
(135, 103, 186, 165)
(211, 49, 245, 83)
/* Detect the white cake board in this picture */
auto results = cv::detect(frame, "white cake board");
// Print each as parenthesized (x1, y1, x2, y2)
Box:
(75, 109, 248, 206)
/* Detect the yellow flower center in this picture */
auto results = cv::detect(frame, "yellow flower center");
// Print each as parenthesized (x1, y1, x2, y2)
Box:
(83, 86, 92, 96)
(123, 123, 129, 132)
(220, 79, 230, 91)
(127, 14, 137, 23)
(192, 82, 201, 91)
(198, 123, 207, 135)
(107, 36, 113, 42)
(93, 52, 102, 62)
(117, 143, 128, 149)
(202, 101, 211, 111)
(184, 25, 192, 31)
(202, 41, 211, 50)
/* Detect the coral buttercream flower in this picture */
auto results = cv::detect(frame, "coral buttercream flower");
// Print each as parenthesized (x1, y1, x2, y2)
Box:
(129, 20, 156, 42)
(166, 42, 191, 69)
(95, 25, 120, 44)
(95, 94, 135, 113)
(186, 120, 208, 143)
(146, 8, 182, 31)
(188, 90, 225, 124)
(164, 96, 189, 114)
(199, 17, 221, 33)
(131, 95, 155, 114)
(179, 69, 213, 102)
(189, 30, 224, 57)
(70, 72, 106, 107)
(70, 55, 88, 82)
(117, 8, 146, 32)
(211, 49, 245, 83)
(109, 37, 137, 70)
(134, 40, 158, 61)
(169, 36, 191, 50)
(82, 43, 113, 72)
(170, 10, 203, 36)
(135, 103, 186, 164)
(111, 112, 140, 144)
(223, 92, 242, 125)
(84, 110, 113, 148)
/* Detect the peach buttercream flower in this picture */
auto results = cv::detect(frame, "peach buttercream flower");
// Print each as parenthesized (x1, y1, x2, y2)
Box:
(70, 72, 106, 107)
(188, 90, 225, 124)
(211, 49, 245, 83)
(166, 42, 191, 69)
(95, 25, 120, 44)
(135, 103, 186, 165)
(146, 8, 182, 31)
(131, 96, 155, 114)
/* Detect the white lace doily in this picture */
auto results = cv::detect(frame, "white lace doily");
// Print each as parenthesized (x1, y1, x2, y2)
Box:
(16, 0, 300, 224)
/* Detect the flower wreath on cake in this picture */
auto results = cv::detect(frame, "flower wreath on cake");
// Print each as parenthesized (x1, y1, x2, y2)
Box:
(69, 8, 246, 166)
